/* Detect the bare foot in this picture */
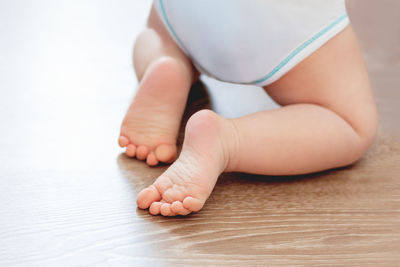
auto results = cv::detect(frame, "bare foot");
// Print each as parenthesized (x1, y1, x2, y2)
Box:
(136, 110, 238, 216)
(119, 57, 192, 166)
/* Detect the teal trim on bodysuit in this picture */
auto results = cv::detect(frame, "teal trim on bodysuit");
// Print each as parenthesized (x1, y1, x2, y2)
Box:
(251, 13, 349, 85)
(159, 0, 348, 86)
(159, 0, 189, 54)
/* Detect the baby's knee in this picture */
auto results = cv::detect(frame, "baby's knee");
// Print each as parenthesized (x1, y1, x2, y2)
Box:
(134, 28, 162, 53)
(359, 106, 378, 145)
(133, 28, 163, 78)
(349, 103, 378, 162)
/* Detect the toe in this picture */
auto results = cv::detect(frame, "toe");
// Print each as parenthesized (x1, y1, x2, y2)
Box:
(118, 136, 130, 147)
(146, 152, 159, 166)
(125, 144, 136, 157)
(160, 203, 173, 216)
(136, 145, 149, 160)
(162, 186, 185, 203)
(136, 185, 161, 209)
(171, 201, 191, 216)
(183, 196, 204, 212)
(155, 144, 177, 163)
(149, 202, 163, 215)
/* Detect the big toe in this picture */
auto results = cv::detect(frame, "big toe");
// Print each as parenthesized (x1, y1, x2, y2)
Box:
(136, 185, 161, 209)
(155, 144, 177, 163)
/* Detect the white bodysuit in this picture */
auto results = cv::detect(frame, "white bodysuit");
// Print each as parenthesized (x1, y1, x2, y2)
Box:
(154, 0, 349, 87)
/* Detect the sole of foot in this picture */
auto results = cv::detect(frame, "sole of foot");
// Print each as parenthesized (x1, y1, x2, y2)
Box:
(119, 57, 192, 166)
(136, 110, 237, 216)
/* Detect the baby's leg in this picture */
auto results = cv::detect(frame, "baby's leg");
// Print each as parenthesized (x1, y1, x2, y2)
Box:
(136, 26, 378, 216)
(119, 5, 196, 165)
(237, 26, 377, 173)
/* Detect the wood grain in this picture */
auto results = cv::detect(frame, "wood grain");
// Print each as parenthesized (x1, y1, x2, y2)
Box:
(0, 0, 399, 266)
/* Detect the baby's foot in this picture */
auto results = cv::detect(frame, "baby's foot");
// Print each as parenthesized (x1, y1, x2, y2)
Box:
(136, 110, 238, 216)
(119, 57, 191, 166)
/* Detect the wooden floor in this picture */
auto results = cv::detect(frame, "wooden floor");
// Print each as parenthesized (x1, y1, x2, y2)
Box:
(0, 1, 399, 266)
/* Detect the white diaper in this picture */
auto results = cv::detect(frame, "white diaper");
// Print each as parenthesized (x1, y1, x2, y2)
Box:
(154, 0, 349, 87)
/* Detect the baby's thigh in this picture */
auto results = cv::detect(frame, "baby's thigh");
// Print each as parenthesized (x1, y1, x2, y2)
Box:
(264, 25, 378, 139)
